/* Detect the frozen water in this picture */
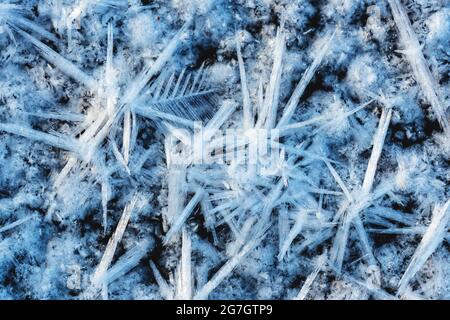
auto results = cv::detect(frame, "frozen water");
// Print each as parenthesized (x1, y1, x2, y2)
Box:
(0, 0, 448, 300)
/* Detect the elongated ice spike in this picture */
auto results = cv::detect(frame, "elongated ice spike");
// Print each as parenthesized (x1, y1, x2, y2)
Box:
(278, 209, 307, 261)
(367, 207, 416, 226)
(164, 189, 204, 244)
(0, 122, 79, 154)
(279, 99, 374, 137)
(257, 24, 285, 129)
(324, 160, 353, 201)
(9, 15, 58, 42)
(13, 28, 97, 90)
(257, 78, 264, 114)
(105, 22, 117, 114)
(101, 179, 110, 234)
(175, 228, 193, 299)
(91, 194, 138, 287)
(360, 107, 392, 196)
(388, 0, 449, 135)
(130, 111, 138, 153)
(104, 239, 154, 284)
(53, 157, 78, 189)
(354, 216, 379, 278)
(228, 216, 256, 256)
(330, 209, 357, 273)
(166, 166, 186, 225)
(329, 207, 350, 258)
(330, 107, 391, 273)
(0, 215, 35, 234)
(236, 33, 252, 129)
(109, 135, 130, 174)
(278, 205, 290, 253)
(106, 22, 114, 70)
(122, 110, 131, 165)
(277, 28, 336, 128)
(397, 199, 450, 296)
(200, 198, 218, 244)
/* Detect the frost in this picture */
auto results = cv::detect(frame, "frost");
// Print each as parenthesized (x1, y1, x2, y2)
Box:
(86, 193, 139, 298)
(0, 0, 449, 300)
(397, 200, 450, 297)
(388, 0, 450, 135)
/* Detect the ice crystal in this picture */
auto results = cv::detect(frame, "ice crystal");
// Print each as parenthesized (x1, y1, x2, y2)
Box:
(0, 0, 448, 300)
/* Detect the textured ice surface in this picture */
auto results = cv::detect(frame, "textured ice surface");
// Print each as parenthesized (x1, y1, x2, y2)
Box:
(0, 0, 449, 300)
